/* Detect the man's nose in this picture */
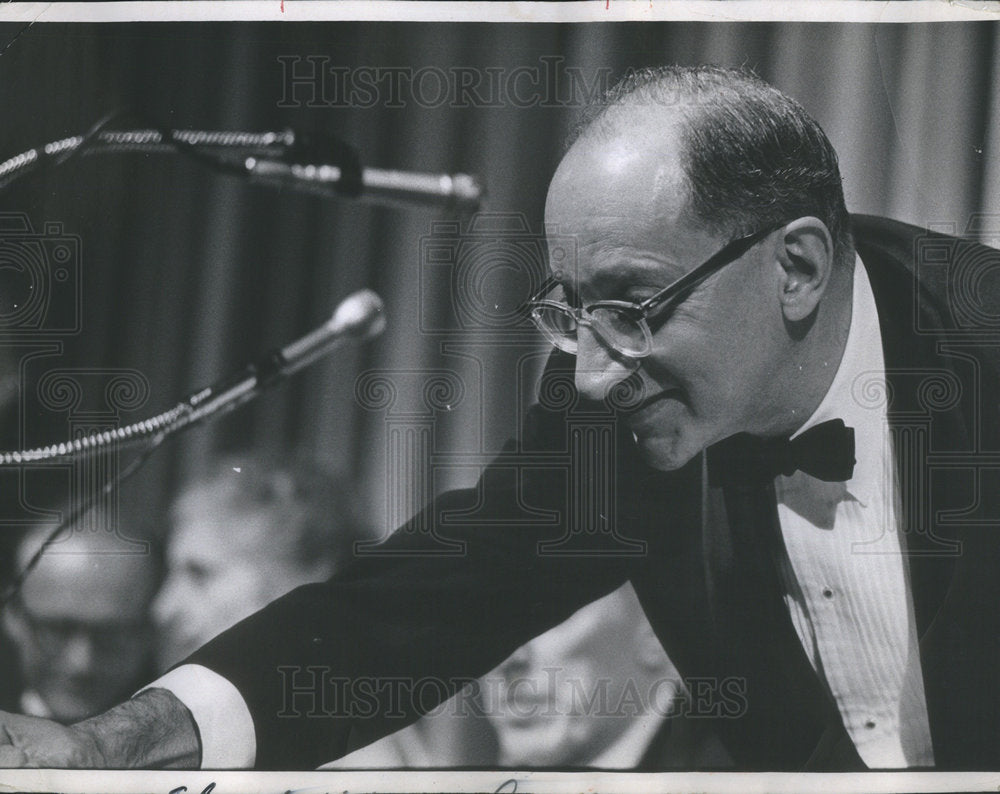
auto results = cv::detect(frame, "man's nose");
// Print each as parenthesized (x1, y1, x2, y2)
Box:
(151, 579, 180, 628)
(499, 643, 535, 677)
(62, 633, 97, 674)
(573, 325, 634, 403)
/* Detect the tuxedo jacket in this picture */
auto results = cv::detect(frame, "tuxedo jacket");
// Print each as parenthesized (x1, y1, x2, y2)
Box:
(190, 216, 1000, 770)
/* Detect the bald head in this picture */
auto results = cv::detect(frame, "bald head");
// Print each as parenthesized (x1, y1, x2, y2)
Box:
(565, 66, 852, 266)
(546, 112, 699, 284)
(16, 528, 159, 614)
(4, 527, 158, 722)
(541, 67, 854, 468)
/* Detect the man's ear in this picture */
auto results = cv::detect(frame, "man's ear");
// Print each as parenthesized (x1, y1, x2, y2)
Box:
(2, 604, 26, 642)
(775, 217, 835, 322)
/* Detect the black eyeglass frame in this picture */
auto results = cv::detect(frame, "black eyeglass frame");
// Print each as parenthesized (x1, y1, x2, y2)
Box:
(526, 222, 787, 359)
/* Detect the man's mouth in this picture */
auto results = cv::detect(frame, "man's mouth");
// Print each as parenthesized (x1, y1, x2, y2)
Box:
(626, 387, 682, 416)
(502, 686, 555, 722)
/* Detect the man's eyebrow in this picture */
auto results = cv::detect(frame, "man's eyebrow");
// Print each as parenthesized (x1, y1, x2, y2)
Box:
(551, 259, 681, 304)
(583, 266, 677, 298)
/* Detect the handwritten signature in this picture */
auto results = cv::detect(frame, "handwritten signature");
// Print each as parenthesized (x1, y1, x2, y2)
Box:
(168, 784, 216, 794)
(184, 777, 520, 794)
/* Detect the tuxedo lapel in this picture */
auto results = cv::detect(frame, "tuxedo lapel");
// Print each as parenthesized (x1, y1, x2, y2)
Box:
(854, 215, 1000, 768)
(689, 216, 977, 769)
(697, 450, 862, 769)
(854, 220, 966, 639)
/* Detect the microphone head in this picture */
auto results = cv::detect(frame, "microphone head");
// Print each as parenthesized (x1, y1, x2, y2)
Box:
(451, 173, 484, 212)
(329, 289, 386, 340)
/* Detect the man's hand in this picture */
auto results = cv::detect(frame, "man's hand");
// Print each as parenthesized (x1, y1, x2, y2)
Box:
(0, 689, 200, 768)
(0, 710, 103, 767)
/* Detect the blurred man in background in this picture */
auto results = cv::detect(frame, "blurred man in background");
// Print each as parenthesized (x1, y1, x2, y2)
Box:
(153, 456, 362, 671)
(331, 583, 726, 769)
(1, 525, 159, 723)
(483, 583, 716, 769)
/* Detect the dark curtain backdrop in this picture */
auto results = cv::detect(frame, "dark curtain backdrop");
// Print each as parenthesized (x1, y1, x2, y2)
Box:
(0, 21, 996, 545)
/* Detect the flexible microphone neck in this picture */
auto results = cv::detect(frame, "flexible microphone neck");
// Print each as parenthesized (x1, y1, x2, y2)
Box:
(0, 125, 485, 212)
(187, 289, 385, 421)
(0, 290, 386, 466)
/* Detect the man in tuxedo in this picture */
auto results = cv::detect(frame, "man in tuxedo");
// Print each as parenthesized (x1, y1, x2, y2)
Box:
(1, 65, 998, 771)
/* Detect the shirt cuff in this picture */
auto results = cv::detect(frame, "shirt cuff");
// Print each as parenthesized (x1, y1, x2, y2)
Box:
(139, 664, 257, 769)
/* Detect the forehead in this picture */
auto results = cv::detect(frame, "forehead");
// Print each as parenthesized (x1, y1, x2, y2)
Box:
(21, 551, 153, 620)
(169, 504, 283, 565)
(544, 122, 716, 287)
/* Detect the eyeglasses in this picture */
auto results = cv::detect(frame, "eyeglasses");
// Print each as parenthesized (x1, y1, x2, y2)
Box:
(11, 599, 149, 658)
(527, 224, 784, 359)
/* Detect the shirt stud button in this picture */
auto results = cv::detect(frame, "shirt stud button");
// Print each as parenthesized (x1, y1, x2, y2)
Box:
(865, 720, 876, 730)
(822, 587, 834, 598)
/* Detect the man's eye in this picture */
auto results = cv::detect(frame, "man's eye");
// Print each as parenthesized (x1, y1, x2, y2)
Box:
(185, 562, 212, 585)
(622, 283, 668, 303)
(622, 292, 654, 304)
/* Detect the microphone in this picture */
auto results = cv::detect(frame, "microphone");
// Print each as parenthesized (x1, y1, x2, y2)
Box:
(242, 157, 483, 213)
(280, 288, 386, 374)
(186, 289, 386, 421)
(0, 290, 385, 466)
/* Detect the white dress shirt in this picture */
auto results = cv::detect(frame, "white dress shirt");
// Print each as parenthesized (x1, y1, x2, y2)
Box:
(139, 664, 256, 768)
(146, 258, 934, 770)
(773, 256, 933, 768)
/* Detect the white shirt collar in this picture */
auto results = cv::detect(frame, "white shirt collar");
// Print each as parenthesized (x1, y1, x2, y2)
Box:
(789, 255, 886, 507)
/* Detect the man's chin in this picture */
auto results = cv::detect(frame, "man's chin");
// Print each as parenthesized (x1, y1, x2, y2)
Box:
(498, 722, 576, 766)
(625, 395, 705, 470)
(630, 430, 702, 472)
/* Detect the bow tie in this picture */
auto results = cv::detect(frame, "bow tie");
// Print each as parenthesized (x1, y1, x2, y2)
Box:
(707, 418, 856, 486)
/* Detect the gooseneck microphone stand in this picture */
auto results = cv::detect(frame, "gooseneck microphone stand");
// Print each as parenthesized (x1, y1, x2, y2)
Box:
(0, 114, 477, 607)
